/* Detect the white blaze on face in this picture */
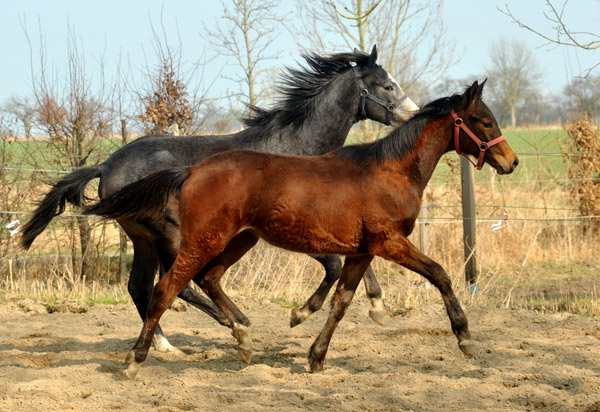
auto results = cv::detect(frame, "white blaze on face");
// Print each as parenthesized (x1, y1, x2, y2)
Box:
(387, 72, 401, 90)
(387, 73, 419, 123)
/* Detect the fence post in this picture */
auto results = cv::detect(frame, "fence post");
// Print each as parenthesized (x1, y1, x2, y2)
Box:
(418, 185, 430, 254)
(460, 157, 477, 291)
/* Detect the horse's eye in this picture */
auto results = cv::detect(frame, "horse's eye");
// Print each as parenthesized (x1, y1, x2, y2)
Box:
(483, 122, 492, 128)
(384, 86, 393, 92)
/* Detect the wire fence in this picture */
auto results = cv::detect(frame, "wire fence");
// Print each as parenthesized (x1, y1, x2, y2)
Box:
(1, 140, 599, 287)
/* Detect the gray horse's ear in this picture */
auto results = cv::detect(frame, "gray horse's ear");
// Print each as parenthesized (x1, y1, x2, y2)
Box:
(368, 45, 378, 67)
(354, 47, 360, 54)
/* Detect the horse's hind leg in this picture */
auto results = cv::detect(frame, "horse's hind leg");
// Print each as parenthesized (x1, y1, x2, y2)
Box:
(375, 237, 477, 358)
(290, 256, 388, 327)
(121, 225, 175, 353)
(196, 231, 260, 364)
(308, 255, 373, 373)
(123, 245, 221, 380)
(362, 265, 388, 325)
(155, 234, 230, 328)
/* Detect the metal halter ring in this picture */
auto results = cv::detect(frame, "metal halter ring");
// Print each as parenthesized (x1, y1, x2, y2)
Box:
(454, 117, 463, 126)
(360, 89, 369, 97)
(479, 142, 489, 150)
(387, 103, 395, 111)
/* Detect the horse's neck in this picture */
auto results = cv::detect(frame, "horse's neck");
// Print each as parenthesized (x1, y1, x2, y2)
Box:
(263, 71, 358, 156)
(404, 117, 453, 189)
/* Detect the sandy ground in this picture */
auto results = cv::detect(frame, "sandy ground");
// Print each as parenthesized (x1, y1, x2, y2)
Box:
(0, 298, 599, 412)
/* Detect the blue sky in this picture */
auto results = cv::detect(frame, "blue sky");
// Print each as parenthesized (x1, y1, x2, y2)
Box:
(1, 0, 598, 106)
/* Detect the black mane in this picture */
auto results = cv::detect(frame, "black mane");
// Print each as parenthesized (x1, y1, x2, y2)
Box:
(243, 51, 374, 131)
(335, 90, 472, 165)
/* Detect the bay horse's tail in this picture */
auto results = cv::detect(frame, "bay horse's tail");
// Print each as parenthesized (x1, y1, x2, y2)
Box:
(83, 167, 191, 222)
(21, 165, 103, 250)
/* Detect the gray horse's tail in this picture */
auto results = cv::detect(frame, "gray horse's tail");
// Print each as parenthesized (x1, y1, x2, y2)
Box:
(21, 165, 103, 250)
(83, 167, 190, 222)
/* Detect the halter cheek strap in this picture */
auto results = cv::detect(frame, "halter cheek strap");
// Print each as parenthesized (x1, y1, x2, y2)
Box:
(351, 65, 407, 125)
(450, 109, 506, 170)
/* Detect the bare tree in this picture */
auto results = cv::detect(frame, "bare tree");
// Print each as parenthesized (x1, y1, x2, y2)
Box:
(296, 0, 453, 98)
(499, 0, 600, 75)
(3, 96, 36, 138)
(485, 38, 544, 128)
(139, 59, 193, 135)
(135, 12, 217, 135)
(564, 74, 600, 122)
(111, 55, 133, 283)
(25, 23, 113, 279)
(204, 0, 284, 113)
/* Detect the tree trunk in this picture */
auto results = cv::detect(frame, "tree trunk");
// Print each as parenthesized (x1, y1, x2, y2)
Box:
(118, 227, 128, 284)
(77, 216, 93, 280)
(118, 118, 129, 283)
(510, 104, 516, 128)
(23, 118, 31, 139)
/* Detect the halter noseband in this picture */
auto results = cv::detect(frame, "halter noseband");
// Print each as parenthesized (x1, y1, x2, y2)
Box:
(351, 65, 408, 125)
(450, 109, 506, 170)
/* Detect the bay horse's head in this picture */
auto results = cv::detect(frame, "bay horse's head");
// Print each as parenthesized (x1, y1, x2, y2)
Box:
(451, 80, 519, 174)
(353, 45, 419, 126)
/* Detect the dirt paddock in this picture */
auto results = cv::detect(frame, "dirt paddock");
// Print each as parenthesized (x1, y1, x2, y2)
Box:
(0, 298, 599, 412)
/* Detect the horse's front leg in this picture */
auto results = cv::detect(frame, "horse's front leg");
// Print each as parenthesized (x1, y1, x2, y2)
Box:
(308, 255, 373, 373)
(290, 254, 342, 327)
(374, 236, 477, 358)
(290, 255, 388, 327)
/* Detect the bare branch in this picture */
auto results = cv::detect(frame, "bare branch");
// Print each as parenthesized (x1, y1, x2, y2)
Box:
(329, 0, 382, 21)
(203, 0, 284, 112)
(498, 1, 600, 50)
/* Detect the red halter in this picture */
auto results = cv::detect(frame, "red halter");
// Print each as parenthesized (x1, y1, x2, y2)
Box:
(450, 109, 506, 170)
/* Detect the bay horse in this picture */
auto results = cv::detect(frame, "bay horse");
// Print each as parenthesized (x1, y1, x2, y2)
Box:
(20, 46, 419, 352)
(84, 80, 518, 379)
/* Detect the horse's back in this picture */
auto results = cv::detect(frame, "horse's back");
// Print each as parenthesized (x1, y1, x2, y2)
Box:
(182, 150, 367, 255)
(98, 133, 242, 197)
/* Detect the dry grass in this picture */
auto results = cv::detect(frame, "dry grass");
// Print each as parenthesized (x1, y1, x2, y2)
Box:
(2, 126, 599, 316)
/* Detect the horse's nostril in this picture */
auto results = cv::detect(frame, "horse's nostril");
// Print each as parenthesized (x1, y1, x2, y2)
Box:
(511, 158, 519, 171)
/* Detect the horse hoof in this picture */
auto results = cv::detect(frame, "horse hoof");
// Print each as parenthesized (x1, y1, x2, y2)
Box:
(122, 360, 141, 380)
(232, 323, 253, 364)
(308, 358, 324, 373)
(290, 306, 310, 328)
(458, 339, 480, 359)
(238, 346, 253, 364)
(368, 308, 387, 326)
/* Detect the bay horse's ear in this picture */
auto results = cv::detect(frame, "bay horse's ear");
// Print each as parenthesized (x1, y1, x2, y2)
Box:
(479, 78, 487, 96)
(368, 45, 378, 68)
(466, 80, 484, 107)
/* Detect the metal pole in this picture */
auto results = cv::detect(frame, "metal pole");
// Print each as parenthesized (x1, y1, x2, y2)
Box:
(460, 157, 477, 290)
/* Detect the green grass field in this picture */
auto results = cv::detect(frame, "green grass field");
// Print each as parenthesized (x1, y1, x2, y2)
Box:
(347, 127, 571, 185)
(2, 128, 570, 175)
